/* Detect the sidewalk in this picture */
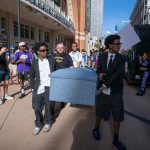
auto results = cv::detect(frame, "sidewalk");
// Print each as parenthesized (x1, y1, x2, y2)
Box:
(0, 83, 150, 150)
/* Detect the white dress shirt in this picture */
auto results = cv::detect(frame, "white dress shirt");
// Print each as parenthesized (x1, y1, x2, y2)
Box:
(102, 52, 116, 95)
(69, 51, 82, 67)
(37, 58, 51, 95)
(107, 52, 116, 68)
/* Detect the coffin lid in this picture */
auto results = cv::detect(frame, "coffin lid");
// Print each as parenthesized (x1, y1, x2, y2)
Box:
(50, 68, 97, 81)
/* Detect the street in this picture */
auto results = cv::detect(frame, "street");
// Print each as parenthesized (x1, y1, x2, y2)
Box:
(0, 81, 150, 150)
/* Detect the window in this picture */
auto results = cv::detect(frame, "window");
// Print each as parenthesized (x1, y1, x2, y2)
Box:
(44, 32, 49, 42)
(1, 17, 7, 34)
(31, 27, 34, 40)
(54, 0, 60, 6)
(25, 25, 29, 39)
(20, 24, 25, 38)
(39, 29, 41, 41)
(13, 21, 18, 37)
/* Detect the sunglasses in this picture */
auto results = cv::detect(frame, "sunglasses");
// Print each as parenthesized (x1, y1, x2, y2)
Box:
(112, 43, 122, 45)
(20, 45, 26, 47)
(56, 47, 64, 49)
(38, 49, 48, 52)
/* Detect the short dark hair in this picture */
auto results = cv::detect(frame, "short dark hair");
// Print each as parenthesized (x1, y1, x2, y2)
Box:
(104, 34, 121, 49)
(72, 42, 78, 47)
(33, 42, 48, 54)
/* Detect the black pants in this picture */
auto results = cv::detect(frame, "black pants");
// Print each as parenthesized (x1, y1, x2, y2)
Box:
(32, 87, 52, 128)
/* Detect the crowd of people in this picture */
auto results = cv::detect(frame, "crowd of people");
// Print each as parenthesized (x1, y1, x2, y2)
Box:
(0, 41, 99, 104)
(1, 34, 150, 150)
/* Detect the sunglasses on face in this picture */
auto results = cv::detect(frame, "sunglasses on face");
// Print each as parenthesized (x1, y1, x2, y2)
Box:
(20, 45, 26, 47)
(112, 43, 122, 45)
(38, 49, 48, 52)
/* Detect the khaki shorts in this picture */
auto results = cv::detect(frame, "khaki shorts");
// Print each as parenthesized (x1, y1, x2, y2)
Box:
(9, 63, 17, 75)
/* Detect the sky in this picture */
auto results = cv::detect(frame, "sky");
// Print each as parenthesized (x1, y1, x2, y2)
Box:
(103, 0, 136, 35)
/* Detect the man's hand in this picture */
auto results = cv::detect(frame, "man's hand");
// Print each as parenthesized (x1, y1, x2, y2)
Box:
(99, 73, 105, 81)
(19, 59, 26, 64)
(98, 84, 106, 93)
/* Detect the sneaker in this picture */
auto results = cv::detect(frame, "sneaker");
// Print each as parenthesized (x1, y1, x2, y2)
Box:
(33, 127, 41, 135)
(136, 91, 145, 96)
(0, 99, 3, 105)
(19, 93, 25, 99)
(5, 95, 13, 100)
(43, 124, 51, 133)
(113, 140, 126, 150)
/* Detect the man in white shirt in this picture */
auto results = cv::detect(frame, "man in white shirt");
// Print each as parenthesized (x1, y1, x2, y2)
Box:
(69, 42, 82, 67)
(30, 42, 55, 135)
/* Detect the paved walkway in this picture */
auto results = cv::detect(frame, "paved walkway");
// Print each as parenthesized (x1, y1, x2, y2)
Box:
(0, 82, 150, 150)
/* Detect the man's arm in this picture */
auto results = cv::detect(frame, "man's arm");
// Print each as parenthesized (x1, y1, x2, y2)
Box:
(50, 56, 56, 72)
(77, 53, 82, 67)
(96, 54, 103, 75)
(30, 61, 35, 90)
(68, 55, 73, 67)
(15, 52, 22, 64)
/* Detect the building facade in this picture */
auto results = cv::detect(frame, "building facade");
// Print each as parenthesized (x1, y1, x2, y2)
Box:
(0, 0, 75, 51)
(66, 0, 87, 51)
(90, 0, 104, 39)
(130, 0, 150, 25)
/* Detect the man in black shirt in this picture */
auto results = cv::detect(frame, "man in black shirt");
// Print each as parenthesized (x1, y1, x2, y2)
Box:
(51, 43, 73, 111)
(53, 43, 73, 70)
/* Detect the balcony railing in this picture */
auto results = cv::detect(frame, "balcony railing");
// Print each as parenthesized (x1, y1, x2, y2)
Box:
(24, 0, 75, 32)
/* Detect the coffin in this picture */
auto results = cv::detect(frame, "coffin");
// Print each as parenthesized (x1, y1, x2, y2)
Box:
(49, 68, 97, 106)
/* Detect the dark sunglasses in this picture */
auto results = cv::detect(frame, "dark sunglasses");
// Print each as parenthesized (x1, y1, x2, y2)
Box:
(21, 45, 26, 47)
(112, 43, 122, 45)
(38, 49, 48, 52)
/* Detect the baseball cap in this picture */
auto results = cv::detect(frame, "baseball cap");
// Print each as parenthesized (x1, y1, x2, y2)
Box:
(19, 42, 26, 47)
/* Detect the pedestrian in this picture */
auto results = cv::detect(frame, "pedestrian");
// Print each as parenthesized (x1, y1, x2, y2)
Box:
(93, 34, 126, 150)
(81, 49, 88, 67)
(15, 42, 32, 99)
(30, 42, 55, 135)
(90, 49, 97, 68)
(51, 43, 73, 112)
(136, 52, 150, 96)
(8, 45, 17, 84)
(0, 46, 13, 105)
(69, 42, 82, 67)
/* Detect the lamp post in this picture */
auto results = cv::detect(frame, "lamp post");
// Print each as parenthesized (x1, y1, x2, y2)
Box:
(17, 0, 21, 42)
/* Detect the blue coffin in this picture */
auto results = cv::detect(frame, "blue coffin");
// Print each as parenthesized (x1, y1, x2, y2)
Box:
(49, 68, 97, 106)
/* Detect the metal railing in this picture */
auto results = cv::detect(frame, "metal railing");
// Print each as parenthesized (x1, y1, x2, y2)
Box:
(24, 0, 75, 32)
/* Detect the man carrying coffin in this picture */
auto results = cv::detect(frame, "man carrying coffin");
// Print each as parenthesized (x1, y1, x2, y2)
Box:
(30, 42, 55, 135)
(93, 35, 126, 150)
(51, 43, 73, 111)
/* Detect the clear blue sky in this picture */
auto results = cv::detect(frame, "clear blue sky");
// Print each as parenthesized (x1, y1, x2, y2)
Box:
(103, 0, 136, 35)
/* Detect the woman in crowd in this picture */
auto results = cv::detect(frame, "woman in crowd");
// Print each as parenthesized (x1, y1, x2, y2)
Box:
(136, 52, 150, 96)
(0, 46, 13, 104)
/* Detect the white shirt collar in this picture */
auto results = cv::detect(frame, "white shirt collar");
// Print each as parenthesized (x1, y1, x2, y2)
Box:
(108, 52, 116, 58)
